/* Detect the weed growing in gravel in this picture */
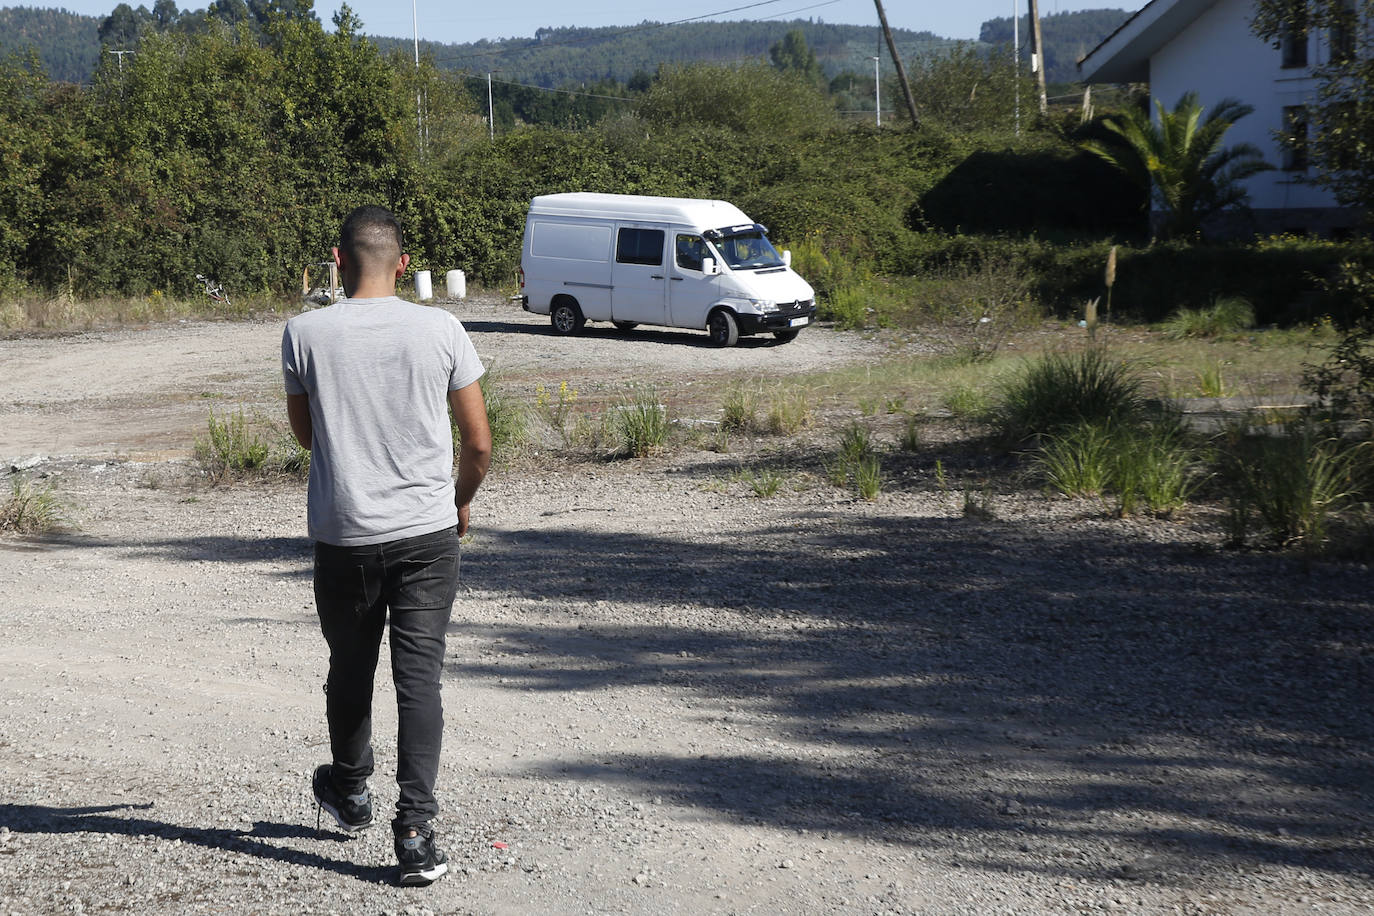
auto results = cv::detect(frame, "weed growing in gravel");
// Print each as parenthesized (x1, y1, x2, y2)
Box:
(615, 387, 669, 458)
(1, 474, 67, 533)
(476, 371, 531, 462)
(943, 384, 992, 422)
(899, 413, 922, 452)
(721, 381, 760, 431)
(826, 422, 883, 498)
(196, 408, 309, 481)
(535, 380, 579, 441)
(854, 455, 882, 500)
(197, 408, 270, 478)
(734, 468, 784, 498)
(764, 386, 812, 435)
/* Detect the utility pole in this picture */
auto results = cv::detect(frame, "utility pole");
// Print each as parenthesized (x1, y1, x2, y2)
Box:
(871, 56, 880, 127)
(106, 49, 133, 73)
(872, 0, 919, 127)
(1028, 0, 1049, 114)
(488, 72, 498, 141)
(1013, 0, 1020, 135)
(412, 0, 423, 153)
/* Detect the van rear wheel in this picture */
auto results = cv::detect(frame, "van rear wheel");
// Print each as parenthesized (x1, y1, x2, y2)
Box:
(551, 301, 585, 336)
(612, 321, 638, 332)
(707, 310, 739, 347)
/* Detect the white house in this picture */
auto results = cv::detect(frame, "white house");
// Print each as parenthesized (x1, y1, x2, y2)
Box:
(1078, 0, 1361, 235)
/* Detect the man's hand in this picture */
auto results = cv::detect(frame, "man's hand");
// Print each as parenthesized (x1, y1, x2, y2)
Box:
(449, 381, 492, 537)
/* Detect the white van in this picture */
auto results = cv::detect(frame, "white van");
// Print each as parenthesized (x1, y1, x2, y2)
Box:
(517, 192, 816, 346)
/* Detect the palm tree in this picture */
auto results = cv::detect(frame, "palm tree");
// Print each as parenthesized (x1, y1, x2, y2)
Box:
(1082, 92, 1273, 240)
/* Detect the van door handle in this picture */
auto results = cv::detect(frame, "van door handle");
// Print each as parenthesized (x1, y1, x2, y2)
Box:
(670, 277, 684, 281)
(650, 274, 664, 280)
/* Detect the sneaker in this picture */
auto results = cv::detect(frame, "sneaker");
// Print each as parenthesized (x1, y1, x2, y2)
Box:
(312, 764, 374, 833)
(395, 823, 449, 886)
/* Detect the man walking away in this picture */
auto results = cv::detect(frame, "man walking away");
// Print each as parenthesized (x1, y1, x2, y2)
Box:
(282, 205, 491, 886)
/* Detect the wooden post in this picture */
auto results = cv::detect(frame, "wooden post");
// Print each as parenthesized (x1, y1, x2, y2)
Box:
(1028, 0, 1049, 114)
(873, 0, 920, 127)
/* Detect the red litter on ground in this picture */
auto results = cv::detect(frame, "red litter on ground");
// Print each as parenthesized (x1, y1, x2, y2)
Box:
(491, 841, 509, 849)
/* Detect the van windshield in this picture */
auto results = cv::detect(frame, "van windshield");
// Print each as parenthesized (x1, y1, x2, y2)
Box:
(707, 229, 785, 271)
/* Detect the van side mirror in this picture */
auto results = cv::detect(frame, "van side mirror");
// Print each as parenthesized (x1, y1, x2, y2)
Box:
(782, 250, 792, 268)
(702, 257, 720, 276)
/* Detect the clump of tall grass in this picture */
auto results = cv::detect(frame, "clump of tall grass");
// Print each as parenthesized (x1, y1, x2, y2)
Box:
(615, 387, 669, 458)
(1, 474, 68, 533)
(1034, 412, 1197, 518)
(1163, 296, 1255, 340)
(721, 380, 812, 435)
(995, 348, 1145, 443)
(1224, 420, 1369, 549)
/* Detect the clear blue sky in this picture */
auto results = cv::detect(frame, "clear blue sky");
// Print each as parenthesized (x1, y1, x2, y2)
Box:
(43, 1, 1131, 44)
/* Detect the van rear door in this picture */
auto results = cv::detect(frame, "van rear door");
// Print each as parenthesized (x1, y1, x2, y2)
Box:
(610, 226, 668, 327)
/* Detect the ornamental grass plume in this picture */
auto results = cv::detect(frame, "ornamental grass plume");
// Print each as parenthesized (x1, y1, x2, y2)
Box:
(1104, 245, 1117, 325)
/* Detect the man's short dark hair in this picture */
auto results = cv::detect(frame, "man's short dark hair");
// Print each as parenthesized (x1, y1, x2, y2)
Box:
(340, 206, 404, 271)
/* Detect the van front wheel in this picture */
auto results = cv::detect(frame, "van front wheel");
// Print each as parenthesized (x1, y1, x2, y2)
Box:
(773, 328, 800, 344)
(551, 301, 585, 336)
(707, 310, 739, 347)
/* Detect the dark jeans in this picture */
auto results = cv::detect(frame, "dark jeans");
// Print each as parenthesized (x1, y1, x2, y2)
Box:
(313, 526, 459, 830)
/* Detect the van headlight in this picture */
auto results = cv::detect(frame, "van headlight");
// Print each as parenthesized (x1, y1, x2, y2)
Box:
(749, 299, 778, 313)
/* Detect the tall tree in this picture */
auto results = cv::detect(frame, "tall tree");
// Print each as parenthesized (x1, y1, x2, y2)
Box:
(1080, 91, 1272, 240)
(769, 29, 823, 86)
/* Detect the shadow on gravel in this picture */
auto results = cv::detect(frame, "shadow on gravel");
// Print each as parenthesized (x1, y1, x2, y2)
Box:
(0, 803, 390, 882)
(448, 517, 1373, 882)
(26, 533, 313, 576)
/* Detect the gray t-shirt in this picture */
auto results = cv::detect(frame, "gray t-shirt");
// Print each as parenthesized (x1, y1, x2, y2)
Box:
(281, 296, 485, 546)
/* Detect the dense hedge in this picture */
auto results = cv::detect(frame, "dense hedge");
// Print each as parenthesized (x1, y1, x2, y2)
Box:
(0, 20, 1365, 329)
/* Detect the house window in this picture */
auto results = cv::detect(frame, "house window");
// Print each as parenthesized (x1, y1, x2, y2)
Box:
(1330, 0, 1357, 62)
(1282, 105, 1309, 171)
(1281, 2, 1309, 68)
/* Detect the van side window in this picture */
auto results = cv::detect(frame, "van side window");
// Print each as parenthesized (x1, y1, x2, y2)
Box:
(675, 234, 705, 272)
(616, 228, 664, 266)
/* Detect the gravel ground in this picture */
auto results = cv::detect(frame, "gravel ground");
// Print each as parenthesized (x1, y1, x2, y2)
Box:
(1, 296, 1371, 914)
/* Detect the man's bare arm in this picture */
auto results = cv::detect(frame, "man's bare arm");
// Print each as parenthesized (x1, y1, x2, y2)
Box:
(286, 393, 312, 450)
(449, 381, 492, 537)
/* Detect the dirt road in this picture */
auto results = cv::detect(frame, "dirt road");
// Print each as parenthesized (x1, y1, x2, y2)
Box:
(1, 300, 1370, 915)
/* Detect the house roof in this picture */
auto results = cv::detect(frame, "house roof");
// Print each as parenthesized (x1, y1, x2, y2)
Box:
(1078, 0, 1219, 83)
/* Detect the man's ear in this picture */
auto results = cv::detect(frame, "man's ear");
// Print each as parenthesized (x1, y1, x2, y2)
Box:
(395, 252, 410, 279)
(332, 246, 345, 269)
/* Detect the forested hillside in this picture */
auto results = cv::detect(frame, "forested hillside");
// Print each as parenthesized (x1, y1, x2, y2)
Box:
(980, 8, 1132, 86)
(1, 5, 1129, 89)
(373, 19, 945, 90)
(0, 7, 99, 83)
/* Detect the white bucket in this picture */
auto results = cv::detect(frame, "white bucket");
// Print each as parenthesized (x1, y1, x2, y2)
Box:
(414, 270, 433, 301)
(446, 269, 466, 299)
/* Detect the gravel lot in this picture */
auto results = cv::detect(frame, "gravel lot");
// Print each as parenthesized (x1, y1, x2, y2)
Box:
(1, 296, 1371, 915)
